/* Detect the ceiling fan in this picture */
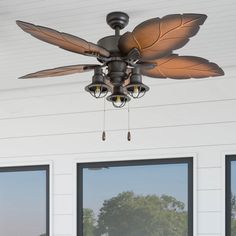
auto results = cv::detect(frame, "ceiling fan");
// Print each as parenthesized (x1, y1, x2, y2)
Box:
(16, 12, 224, 108)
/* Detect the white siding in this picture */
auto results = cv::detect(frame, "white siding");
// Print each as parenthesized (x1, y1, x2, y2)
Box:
(1, 0, 236, 235)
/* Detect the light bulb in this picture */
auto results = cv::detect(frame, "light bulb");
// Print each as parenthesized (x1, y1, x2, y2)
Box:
(112, 95, 127, 108)
(94, 86, 101, 98)
(133, 85, 139, 98)
(115, 96, 122, 106)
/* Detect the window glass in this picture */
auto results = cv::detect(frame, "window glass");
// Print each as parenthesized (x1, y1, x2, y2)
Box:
(230, 159, 236, 235)
(0, 166, 49, 236)
(78, 159, 193, 236)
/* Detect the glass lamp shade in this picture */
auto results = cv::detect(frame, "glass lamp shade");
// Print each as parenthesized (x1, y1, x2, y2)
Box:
(85, 83, 109, 98)
(126, 83, 149, 98)
(126, 68, 149, 99)
(85, 67, 110, 98)
(107, 86, 130, 108)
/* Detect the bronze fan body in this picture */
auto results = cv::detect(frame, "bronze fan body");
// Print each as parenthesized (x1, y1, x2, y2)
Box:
(16, 12, 224, 108)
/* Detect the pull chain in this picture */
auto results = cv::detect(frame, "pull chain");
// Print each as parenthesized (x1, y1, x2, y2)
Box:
(127, 102, 131, 141)
(102, 98, 106, 141)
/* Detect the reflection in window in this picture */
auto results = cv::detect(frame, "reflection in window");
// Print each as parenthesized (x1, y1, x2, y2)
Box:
(226, 156, 236, 236)
(0, 165, 49, 236)
(78, 158, 193, 236)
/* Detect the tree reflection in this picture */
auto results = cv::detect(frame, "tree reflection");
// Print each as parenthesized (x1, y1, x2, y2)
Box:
(232, 194, 236, 235)
(83, 191, 187, 236)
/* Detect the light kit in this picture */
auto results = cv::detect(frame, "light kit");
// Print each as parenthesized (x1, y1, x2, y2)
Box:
(126, 67, 149, 99)
(85, 67, 109, 98)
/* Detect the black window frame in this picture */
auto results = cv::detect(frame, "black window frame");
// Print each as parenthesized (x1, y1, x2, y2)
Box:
(0, 164, 50, 236)
(77, 157, 193, 236)
(226, 155, 236, 236)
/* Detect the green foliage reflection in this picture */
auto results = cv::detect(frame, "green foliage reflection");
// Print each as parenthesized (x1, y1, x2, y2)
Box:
(83, 191, 188, 236)
(232, 194, 236, 235)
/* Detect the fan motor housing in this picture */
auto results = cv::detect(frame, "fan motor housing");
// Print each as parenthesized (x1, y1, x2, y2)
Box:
(97, 35, 120, 56)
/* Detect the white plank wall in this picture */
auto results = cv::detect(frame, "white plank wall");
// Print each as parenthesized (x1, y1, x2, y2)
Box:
(1, 0, 236, 235)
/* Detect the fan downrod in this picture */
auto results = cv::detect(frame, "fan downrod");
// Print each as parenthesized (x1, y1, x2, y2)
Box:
(106, 12, 129, 30)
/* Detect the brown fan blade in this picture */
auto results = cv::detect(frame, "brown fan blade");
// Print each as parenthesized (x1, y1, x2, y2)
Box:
(140, 54, 224, 79)
(18, 64, 99, 79)
(119, 14, 207, 60)
(16, 21, 110, 58)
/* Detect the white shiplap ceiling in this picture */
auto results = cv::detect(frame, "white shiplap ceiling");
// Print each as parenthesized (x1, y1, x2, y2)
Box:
(0, 0, 236, 91)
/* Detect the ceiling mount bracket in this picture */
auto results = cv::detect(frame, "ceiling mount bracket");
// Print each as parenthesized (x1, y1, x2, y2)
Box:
(106, 12, 129, 30)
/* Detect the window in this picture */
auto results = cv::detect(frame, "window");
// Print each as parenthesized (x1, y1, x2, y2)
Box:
(77, 158, 193, 236)
(0, 165, 49, 236)
(226, 155, 236, 236)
